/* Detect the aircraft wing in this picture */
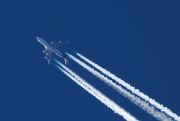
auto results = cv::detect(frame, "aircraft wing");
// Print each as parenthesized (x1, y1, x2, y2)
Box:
(50, 41, 70, 48)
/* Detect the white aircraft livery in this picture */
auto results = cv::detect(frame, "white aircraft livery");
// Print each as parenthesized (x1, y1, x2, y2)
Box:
(37, 37, 70, 64)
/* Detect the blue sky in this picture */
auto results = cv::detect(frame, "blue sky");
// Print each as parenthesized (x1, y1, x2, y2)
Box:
(1, 1, 180, 121)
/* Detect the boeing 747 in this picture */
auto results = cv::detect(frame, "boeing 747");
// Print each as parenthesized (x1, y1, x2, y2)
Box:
(37, 37, 70, 64)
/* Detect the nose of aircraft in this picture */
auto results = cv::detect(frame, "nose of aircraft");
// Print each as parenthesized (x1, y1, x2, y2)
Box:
(36, 37, 42, 42)
(36, 37, 40, 40)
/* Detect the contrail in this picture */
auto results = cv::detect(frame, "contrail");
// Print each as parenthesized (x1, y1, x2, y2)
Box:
(76, 52, 180, 121)
(66, 53, 172, 121)
(54, 61, 139, 121)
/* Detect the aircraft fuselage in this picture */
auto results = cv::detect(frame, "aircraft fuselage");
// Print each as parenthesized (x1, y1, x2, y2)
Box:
(37, 37, 63, 58)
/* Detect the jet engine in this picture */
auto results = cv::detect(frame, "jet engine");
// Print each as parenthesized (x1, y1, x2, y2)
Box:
(44, 56, 48, 59)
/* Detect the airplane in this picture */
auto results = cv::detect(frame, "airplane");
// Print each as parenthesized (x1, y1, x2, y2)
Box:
(36, 37, 70, 64)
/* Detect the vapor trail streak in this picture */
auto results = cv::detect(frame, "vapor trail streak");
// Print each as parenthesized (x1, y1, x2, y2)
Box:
(54, 61, 139, 121)
(66, 53, 172, 121)
(76, 53, 180, 121)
